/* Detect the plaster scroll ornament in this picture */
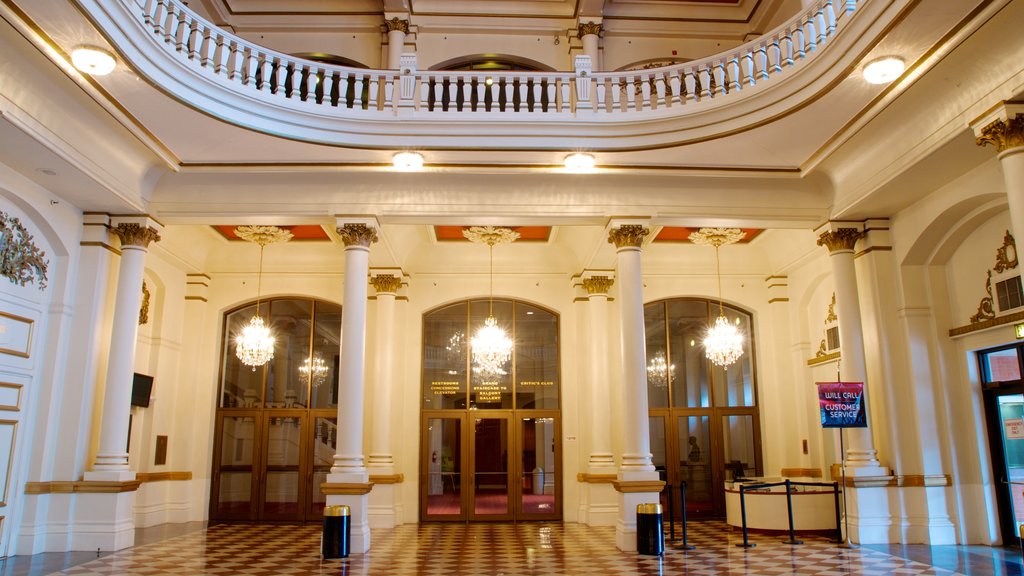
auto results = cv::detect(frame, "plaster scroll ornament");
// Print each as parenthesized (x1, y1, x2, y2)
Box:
(0, 211, 48, 290)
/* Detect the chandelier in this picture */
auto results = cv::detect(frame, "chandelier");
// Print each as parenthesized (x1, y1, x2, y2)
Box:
(647, 352, 675, 388)
(234, 225, 293, 369)
(463, 226, 520, 376)
(300, 353, 329, 388)
(689, 227, 745, 368)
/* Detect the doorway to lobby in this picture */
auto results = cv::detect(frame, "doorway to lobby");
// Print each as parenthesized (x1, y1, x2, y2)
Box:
(421, 298, 561, 522)
(979, 344, 1024, 545)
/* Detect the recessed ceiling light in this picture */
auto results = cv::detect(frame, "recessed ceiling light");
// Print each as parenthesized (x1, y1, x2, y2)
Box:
(862, 56, 904, 84)
(392, 151, 424, 171)
(71, 46, 116, 75)
(564, 153, 596, 173)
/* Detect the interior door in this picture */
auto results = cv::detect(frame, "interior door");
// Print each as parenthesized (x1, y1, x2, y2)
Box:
(422, 414, 467, 520)
(470, 414, 513, 520)
(517, 414, 560, 519)
(212, 413, 260, 521)
(260, 411, 307, 521)
(984, 383, 1024, 544)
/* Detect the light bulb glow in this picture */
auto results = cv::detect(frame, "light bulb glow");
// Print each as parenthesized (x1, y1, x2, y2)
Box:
(862, 56, 904, 84)
(235, 315, 275, 369)
(471, 316, 513, 376)
(71, 46, 116, 75)
(393, 151, 424, 171)
(703, 315, 744, 368)
(564, 153, 596, 173)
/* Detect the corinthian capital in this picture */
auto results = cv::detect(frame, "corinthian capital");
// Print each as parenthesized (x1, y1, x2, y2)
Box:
(384, 17, 410, 34)
(816, 228, 862, 253)
(337, 223, 379, 247)
(976, 114, 1024, 153)
(577, 21, 603, 38)
(113, 223, 161, 248)
(608, 225, 649, 249)
(582, 275, 614, 295)
(371, 274, 402, 294)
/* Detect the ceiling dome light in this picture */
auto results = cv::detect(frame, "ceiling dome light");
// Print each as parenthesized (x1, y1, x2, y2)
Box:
(393, 152, 424, 171)
(71, 46, 116, 75)
(564, 153, 596, 173)
(862, 56, 904, 85)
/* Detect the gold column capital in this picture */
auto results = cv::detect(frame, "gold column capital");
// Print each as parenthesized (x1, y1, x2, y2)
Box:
(384, 16, 410, 33)
(337, 223, 379, 247)
(577, 21, 603, 38)
(816, 228, 862, 253)
(607, 224, 649, 249)
(976, 114, 1024, 153)
(582, 275, 614, 295)
(112, 223, 161, 248)
(371, 273, 402, 294)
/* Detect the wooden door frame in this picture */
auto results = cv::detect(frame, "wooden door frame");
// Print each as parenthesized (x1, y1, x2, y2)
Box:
(211, 411, 262, 522)
(514, 411, 562, 520)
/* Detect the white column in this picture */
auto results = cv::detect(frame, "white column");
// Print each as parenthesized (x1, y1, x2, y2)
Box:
(974, 105, 1024, 239)
(87, 217, 162, 479)
(577, 21, 602, 70)
(366, 270, 402, 528)
(384, 17, 409, 70)
(607, 222, 661, 552)
(815, 224, 887, 477)
(583, 274, 615, 473)
(325, 218, 379, 554)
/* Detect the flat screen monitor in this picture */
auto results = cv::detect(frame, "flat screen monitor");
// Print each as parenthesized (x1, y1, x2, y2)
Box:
(131, 373, 154, 408)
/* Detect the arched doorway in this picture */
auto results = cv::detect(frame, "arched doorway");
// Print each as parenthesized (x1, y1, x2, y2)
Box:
(211, 297, 341, 522)
(420, 298, 561, 521)
(645, 298, 761, 519)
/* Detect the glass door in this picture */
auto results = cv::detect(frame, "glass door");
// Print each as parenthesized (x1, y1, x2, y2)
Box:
(518, 415, 560, 519)
(260, 412, 306, 520)
(980, 345, 1024, 544)
(471, 415, 513, 520)
(213, 413, 259, 521)
(309, 415, 336, 519)
(422, 414, 466, 520)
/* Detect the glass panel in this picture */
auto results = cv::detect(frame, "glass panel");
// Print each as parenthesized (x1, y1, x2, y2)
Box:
(678, 416, 712, 515)
(521, 417, 557, 514)
(722, 414, 757, 481)
(470, 300, 514, 409)
(426, 418, 463, 517)
(423, 303, 468, 409)
(667, 300, 710, 408)
(263, 416, 302, 516)
(711, 306, 754, 407)
(515, 303, 560, 409)
(310, 302, 341, 409)
(998, 394, 1024, 535)
(221, 303, 269, 408)
(986, 349, 1022, 383)
(474, 418, 509, 515)
(645, 303, 669, 408)
(311, 416, 337, 517)
(648, 416, 666, 478)
(265, 300, 313, 409)
(217, 416, 256, 516)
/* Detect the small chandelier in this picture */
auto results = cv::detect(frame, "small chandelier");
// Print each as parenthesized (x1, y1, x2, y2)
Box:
(689, 227, 745, 369)
(463, 226, 520, 377)
(234, 225, 293, 369)
(647, 352, 675, 388)
(300, 353, 329, 388)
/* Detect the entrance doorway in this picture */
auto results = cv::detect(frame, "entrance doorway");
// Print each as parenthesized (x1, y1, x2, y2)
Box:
(980, 344, 1024, 544)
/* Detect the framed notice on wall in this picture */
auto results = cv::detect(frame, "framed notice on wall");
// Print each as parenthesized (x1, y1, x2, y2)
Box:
(817, 381, 867, 428)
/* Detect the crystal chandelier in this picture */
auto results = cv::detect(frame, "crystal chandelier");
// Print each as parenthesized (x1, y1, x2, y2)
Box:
(689, 227, 745, 368)
(647, 352, 675, 388)
(300, 353, 329, 388)
(234, 225, 293, 370)
(463, 226, 520, 377)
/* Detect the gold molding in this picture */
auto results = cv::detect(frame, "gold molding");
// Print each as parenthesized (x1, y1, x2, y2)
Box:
(383, 17, 410, 34)
(607, 225, 649, 249)
(135, 471, 192, 483)
(112, 223, 161, 248)
(577, 473, 617, 484)
(321, 482, 374, 495)
(139, 281, 150, 325)
(767, 298, 789, 304)
(976, 114, 1024, 153)
(854, 246, 893, 258)
(577, 21, 603, 38)
(184, 296, 209, 302)
(25, 480, 142, 494)
(370, 274, 402, 294)
(0, 383, 22, 411)
(807, 351, 840, 366)
(368, 473, 404, 484)
(780, 468, 821, 478)
(582, 275, 613, 295)
(968, 230, 1017, 324)
(337, 224, 379, 248)
(898, 474, 952, 487)
(80, 241, 120, 255)
(817, 228, 863, 253)
(949, 309, 1024, 337)
(612, 480, 665, 493)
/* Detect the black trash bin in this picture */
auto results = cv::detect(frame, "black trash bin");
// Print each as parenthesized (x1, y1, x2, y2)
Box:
(322, 505, 351, 559)
(636, 503, 664, 555)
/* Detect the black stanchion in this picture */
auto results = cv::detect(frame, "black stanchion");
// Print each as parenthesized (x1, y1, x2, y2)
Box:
(831, 481, 843, 544)
(783, 479, 803, 545)
(736, 485, 755, 548)
(676, 480, 695, 551)
(666, 482, 676, 542)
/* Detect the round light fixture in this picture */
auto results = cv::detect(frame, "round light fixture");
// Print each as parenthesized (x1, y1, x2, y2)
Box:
(564, 153, 596, 173)
(71, 46, 116, 76)
(862, 56, 904, 85)
(392, 152, 424, 171)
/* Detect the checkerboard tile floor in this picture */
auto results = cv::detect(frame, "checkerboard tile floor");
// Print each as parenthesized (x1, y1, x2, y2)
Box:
(50, 521, 964, 575)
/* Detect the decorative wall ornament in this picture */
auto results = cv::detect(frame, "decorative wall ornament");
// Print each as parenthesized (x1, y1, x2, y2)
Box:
(371, 274, 402, 294)
(0, 211, 48, 290)
(582, 275, 613, 295)
(607, 225, 649, 249)
(139, 281, 150, 325)
(337, 223, 378, 247)
(825, 293, 838, 324)
(816, 228, 863, 253)
(970, 270, 996, 324)
(384, 17, 410, 34)
(968, 230, 1018, 324)
(994, 230, 1018, 273)
(815, 293, 839, 358)
(976, 114, 1024, 153)
(577, 21, 603, 38)
(112, 223, 161, 248)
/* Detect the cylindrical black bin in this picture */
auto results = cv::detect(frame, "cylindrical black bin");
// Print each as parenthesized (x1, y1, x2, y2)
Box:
(636, 503, 665, 555)
(322, 505, 351, 559)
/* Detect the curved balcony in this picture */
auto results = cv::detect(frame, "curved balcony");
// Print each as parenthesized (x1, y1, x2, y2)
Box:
(75, 0, 891, 150)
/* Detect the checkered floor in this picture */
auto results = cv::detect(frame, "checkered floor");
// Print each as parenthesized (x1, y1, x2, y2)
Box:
(49, 521, 965, 575)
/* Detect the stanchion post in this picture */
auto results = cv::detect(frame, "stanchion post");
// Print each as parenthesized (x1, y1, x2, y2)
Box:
(831, 481, 843, 544)
(677, 480, 695, 551)
(666, 482, 676, 541)
(736, 485, 755, 548)
(783, 479, 803, 545)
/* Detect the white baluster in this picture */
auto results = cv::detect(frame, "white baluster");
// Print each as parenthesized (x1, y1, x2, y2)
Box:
(668, 72, 681, 106)
(610, 77, 621, 111)
(305, 66, 317, 102)
(545, 80, 556, 113)
(143, 0, 157, 27)
(491, 80, 501, 112)
(683, 70, 697, 103)
(768, 38, 782, 74)
(794, 24, 807, 59)
(825, 0, 838, 34)
(476, 79, 486, 111)
(780, 32, 794, 67)
(383, 74, 395, 110)
(726, 57, 740, 92)
(639, 76, 651, 110)
(755, 46, 769, 81)
(198, 28, 212, 66)
(162, 4, 175, 43)
(243, 50, 258, 87)
(804, 14, 818, 52)
(712, 62, 726, 96)
(560, 79, 570, 113)
(815, 7, 828, 44)
(461, 79, 472, 112)
(368, 74, 380, 110)
(517, 79, 528, 113)
(419, 77, 430, 111)
(655, 74, 666, 109)
(595, 77, 607, 113)
(531, 77, 542, 112)
(326, 72, 340, 106)
(698, 67, 711, 99)
(625, 76, 636, 110)
(432, 76, 444, 111)
(353, 74, 365, 108)
(225, 40, 239, 80)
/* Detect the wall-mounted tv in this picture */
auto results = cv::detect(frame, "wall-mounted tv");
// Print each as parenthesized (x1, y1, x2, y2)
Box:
(131, 373, 154, 408)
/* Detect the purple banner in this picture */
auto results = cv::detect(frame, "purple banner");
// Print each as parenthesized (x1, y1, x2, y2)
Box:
(817, 381, 867, 428)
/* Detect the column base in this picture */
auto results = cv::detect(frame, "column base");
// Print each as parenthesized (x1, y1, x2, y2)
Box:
(367, 464, 400, 528)
(324, 472, 372, 553)
(72, 490, 136, 552)
(613, 469, 663, 552)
